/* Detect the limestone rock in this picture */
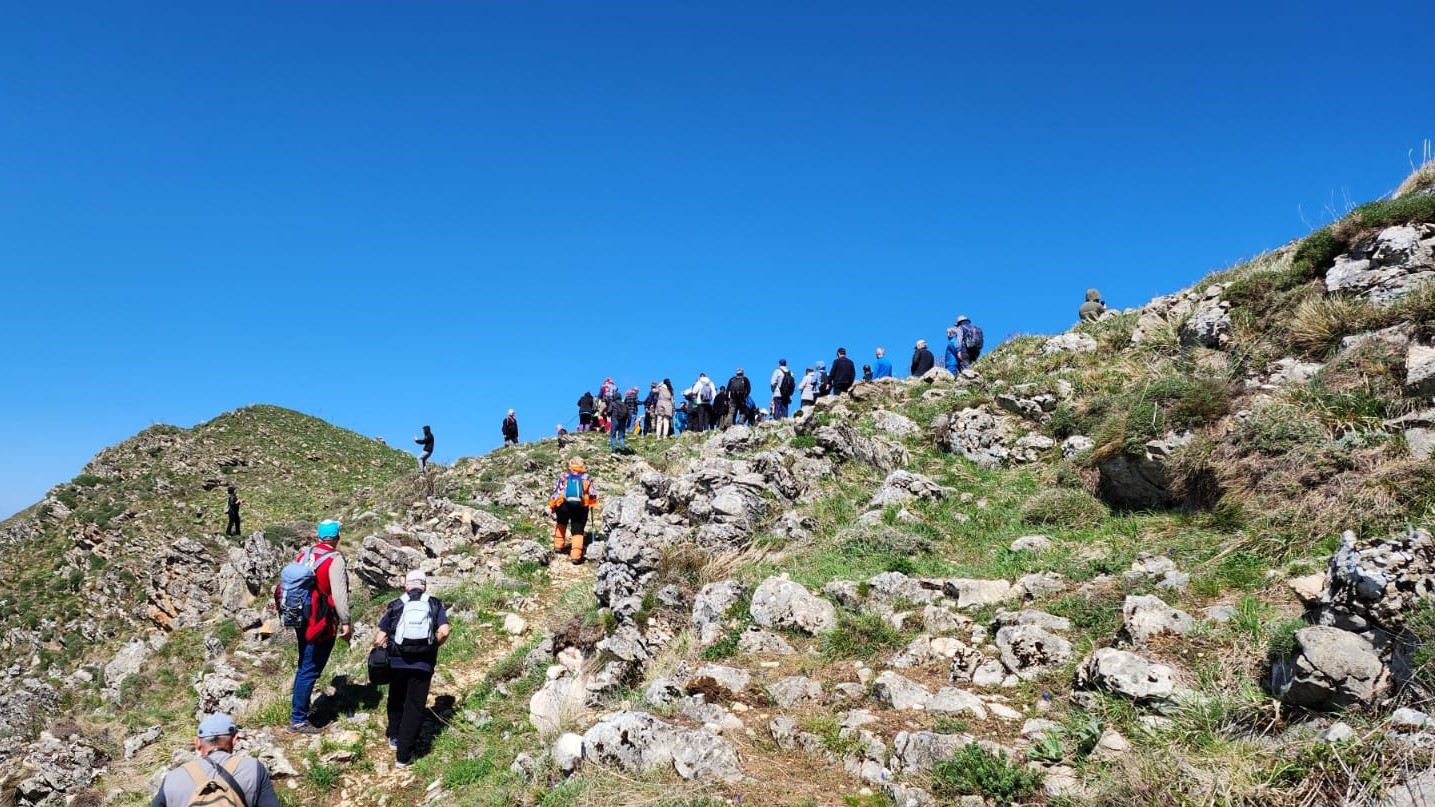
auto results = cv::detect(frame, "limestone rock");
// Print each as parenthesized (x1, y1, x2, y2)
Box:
(692, 580, 744, 646)
(1061, 435, 1094, 458)
(736, 627, 796, 655)
(872, 410, 920, 438)
(1179, 299, 1233, 348)
(1276, 626, 1390, 710)
(552, 732, 584, 774)
(995, 624, 1072, 679)
(1407, 344, 1435, 397)
(1099, 433, 1190, 509)
(1325, 224, 1435, 305)
(768, 676, 823, 708)
(1324, 528, 1435, 632)
(688, 663, 752, 697)
(1120, 595, 1194, 645)
(582, 710, 743, 783)
(869, 470, 947, 509)
(750, 575, 837, 635)
(1075, 647, 1179, 704)
(942, 578, 1018, 609)
(925, 687, 987, 719)
(1042, 333, 1099, 354)
(872, 671, 932, 710)
(1384, 768, 1435, 807)
(1010, 534, 1052, 553)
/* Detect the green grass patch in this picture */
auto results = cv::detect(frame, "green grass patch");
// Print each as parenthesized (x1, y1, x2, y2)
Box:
(931, 742, 1043, 804)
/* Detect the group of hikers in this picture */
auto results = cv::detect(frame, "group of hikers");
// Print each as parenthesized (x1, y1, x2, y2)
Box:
(178, 299, 1121, 794)
(566, 314, 986, 452)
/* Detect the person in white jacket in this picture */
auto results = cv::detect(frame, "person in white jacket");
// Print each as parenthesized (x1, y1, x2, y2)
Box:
(687, 374, 717, 431)
(798, 367, 818, 411)
(769, 359, 795, 419)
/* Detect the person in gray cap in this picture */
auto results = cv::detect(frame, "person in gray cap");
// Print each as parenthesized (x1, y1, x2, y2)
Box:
(151, 713, 280, 806)
(374, 569, 451, 767)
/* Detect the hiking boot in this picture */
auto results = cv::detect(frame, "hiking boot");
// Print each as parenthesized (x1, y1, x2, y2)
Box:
(570, 555, 585, 565)
(395, 758, 411, 768)
(286, 721, 322, 735)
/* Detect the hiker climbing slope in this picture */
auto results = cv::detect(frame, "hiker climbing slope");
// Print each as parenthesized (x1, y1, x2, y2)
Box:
(374, 569, 451, 768)
(413, 426, 434, 474)
(151, 713, 281, 807)
(274, 519, 351, 735)
(548, 456, 598, 564)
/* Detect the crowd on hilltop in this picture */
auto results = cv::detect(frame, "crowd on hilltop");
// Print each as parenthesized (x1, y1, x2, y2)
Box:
(559, 314, 987, 453)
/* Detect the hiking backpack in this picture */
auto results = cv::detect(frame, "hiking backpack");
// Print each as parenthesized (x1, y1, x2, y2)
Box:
(276, 547, 334, 629)
(563, 472, 588, 504)
(181, 756, 248, 807)
(960, 324, 984, 359)
(730, 376, 750, 400)
(607, 397, 629, 421)
(778, 369, 795, 398)
(392, 592, 436, 647)
(815, 369, 829, 395)
(698, 381, 715, 404)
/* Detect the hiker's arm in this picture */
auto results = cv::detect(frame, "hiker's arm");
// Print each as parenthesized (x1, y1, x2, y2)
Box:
(251, 765, 282, 807)
(150, 788, 167, 807)
(327, 556, 352, 629)
(434, 602, 451, 644)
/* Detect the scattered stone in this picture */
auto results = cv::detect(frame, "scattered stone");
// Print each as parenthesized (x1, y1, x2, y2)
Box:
(1324, 528, 1435, 632)
(123, 725, 162, 759)
(1287, 572, 1326, 606)
(503, 613, 527, 636)
(1016, 572, 1067, 599)
(1061, 435, 1094, 458)
(1276, 626, 1390, 710)
(1092, 728, 1131, 759)
(1120, 595, 1194, 645)
(1383, 767, 1435, 807)
(1021, 718, 1061, 740)
(1010, 534, 1053, 553)
(1202, 604, 1238, 623)
(872, 410, 920, 438)
(1042, 333, 1099, 354)
(872, 671, 932, 710)
(688, 664, 752, 697)
(768, 676, 823, 708)
(925, 688, 987, 719)
(1075, 647, 1179, 704)
(736, 627, 796, 655)
(869, 470, 947, 509)
(1321, 722, 1355, 743)
(582, 710, 743, 783)
(942, 578, 1018, 609)
(692, 580, 745, 646)
(1179, 299, 1233, 348)
(995, 624, 1072, 679)
(750, 575, 837, 635)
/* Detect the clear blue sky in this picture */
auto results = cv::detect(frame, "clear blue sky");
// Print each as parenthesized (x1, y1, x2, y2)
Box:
(2, 1, 1431, 519)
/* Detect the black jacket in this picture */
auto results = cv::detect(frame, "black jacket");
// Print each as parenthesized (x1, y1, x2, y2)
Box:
(502, 416, 518, 440)
(911, 347, 935, 376)
(829, 357, 856, 390)
(577, 393, 595, 414)
(727, 375, 751, 401)
(415, 430, 434, 452)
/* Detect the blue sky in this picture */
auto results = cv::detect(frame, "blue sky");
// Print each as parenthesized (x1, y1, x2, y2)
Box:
(1, 1, 1431, 519)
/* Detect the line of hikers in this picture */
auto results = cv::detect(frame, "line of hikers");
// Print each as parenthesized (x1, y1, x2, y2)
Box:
(570, 315, 985, 452)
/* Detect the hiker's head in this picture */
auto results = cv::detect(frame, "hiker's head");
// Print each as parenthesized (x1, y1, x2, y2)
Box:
(404, 569, 427, 592)
(837, 347, 847, 356)
(195, 713, 238, 752)
(227, 485, 235, 493)
(876, 347, 885, 358)
(422, 425, 431, 434)
(568, 456, 586, 472)
(507, 409, 515, 416)
(736, 368, 744, 376)
(916, 339, 927, 349)
(817, 360, 825, 369)
(956, 315, 971, 325)
(779, 359, 787, 367)
(317, 519, 341, 541)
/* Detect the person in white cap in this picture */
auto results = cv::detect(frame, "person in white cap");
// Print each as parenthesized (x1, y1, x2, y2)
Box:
(374, 569, 451, 767)
(151, 713, 280, 806)
(502, 409, 519, 446)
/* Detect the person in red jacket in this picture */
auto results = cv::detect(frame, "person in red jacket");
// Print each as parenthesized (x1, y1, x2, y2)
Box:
(548, 457, 598, 564)
(281, 519, 352, 734)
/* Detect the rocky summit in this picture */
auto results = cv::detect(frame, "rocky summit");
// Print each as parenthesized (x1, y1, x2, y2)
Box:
(3, 170, 1435, 806)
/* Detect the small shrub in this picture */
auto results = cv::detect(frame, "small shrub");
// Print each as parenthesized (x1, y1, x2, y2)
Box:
(304, 763, 340, 792)
(1266, 618, 1308, 662)
(824, 611, 903, 660)
(1020, 488, 1107, 530)
(931, 742, 1043, 804)
(71, 474, 106, 488)
(790, 435, 817, 449)
(1291, 227, 1344, 280)
(442, 752, 501, 788)
(701, 628, 741, 661)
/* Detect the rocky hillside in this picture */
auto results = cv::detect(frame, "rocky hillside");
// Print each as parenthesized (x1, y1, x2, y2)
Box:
(3, 168, 1435, 807)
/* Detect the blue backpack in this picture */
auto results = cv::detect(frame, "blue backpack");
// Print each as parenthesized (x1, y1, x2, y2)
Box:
(276, 547, 334, 628)
(563, 472, 587, 504)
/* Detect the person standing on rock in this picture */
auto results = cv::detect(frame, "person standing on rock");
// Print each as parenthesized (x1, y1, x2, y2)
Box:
(151, 713, 281, 807)
(1079, 288, 1107, 322)
(830, 348, 856, 395)
(502, 410, 519, 446)
(944, 326, 963, 373)
(799, 366, 818, 410)
(577, 391, 595, 432)
(374, 569, 451, 768)
(769, 359, 795, 420)
(548, 456, 598, 564)
(412, 426, 434, 475)
(224, 485, 243, 537)
(954, 314, 983, 368)
(624, 386, 641, 436)
(872, 347, 893, 380)
(727, 369, 752, 427)
(689, 373, 717, 431)
(655, 380, 675, 438)
(281, 519, 351, 735)
(605, 387, 630, 454)
(910, 339, 935, 376)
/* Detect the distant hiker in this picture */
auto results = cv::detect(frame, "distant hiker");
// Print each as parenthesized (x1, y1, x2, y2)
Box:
(799, 367, 817, 409)
(275, 519, 352, 735)
(655, 380, 675, 438)
(713, 386, 731, 429)
(555, 424, 568, 449)
(944, 326, 962, 373)
(151, 713, 281, 807)
(577, 392, 596, 432)
(1079, 289, 1107, 322)
(642, 383, 659, 434)
(689, 373, 717, 431)
(813, 361, 830, 398)
(830, 348, 856, 395)
(548, 456, 598, 564)
(873, 348, 893, 380)
(599, 377, 618, 401)
(224, 485, 242, 537)
(502, 410, 519, 446)
(910, 339, 935, 376)
(624, 387, 641, 436)
(727, 369, 752, 426)
(374, 570, 451, 768)
(862, 364, 873, 382)
(605, 387, 630, 453)
(412, 426, 434, 475)
(769, 359, 795, 419)
(954, 315, 984, 368)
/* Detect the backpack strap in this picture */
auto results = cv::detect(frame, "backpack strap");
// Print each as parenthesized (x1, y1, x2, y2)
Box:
(181, 757, 251, 807)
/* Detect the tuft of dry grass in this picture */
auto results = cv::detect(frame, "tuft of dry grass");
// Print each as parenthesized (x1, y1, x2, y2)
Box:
(1285, 295, 1378, 357)
(1396, 156, 1435, 198)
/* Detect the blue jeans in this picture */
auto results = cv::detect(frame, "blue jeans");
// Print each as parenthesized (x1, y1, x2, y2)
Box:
(291, 633, 335, 724)
(610, 417, 629, 451)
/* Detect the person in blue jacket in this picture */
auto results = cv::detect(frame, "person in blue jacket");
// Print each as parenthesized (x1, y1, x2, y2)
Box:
(872, 348, 893, 379)
(944, 327, 962, 373)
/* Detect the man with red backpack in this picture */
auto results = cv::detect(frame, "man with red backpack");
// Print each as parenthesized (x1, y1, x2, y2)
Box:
(274, 519, 352, 735)
(548, 457, 598, 565)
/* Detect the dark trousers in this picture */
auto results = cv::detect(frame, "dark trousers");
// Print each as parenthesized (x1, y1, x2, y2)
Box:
(387, 667, 433, 763)
(696, 403, 712, 431)
(226, 513, 241, 536)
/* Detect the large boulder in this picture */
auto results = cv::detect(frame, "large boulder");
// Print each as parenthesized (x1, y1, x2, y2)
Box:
(582, 711, 743, 783)
(995, 624, 1072, 680)
(868, 470, 947, 509)
(1275, 626, 1390, 711)
(691, 580, 744, 646)
(750, 575, 837, 635)
(813, 423, 910, 473)
(1179, 299, 1233, 349)
(1042, 333, 1098, 355)
(353, 535, 427, 592)
(1074, 647, 1179, 704)
(872, 671, 932, 710)
(939, 407, 1014, 469)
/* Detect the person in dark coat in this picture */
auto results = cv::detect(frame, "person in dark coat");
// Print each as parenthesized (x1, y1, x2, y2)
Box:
(224, 485, 242, 537)
(577, 392, 595, 432)
(374, 570, 451, 767)
(1079, 288, 1107, 322)
(910, 339, 935, 376)
(501, 410, 519, 445)
(829, 348, 857, 395)
(726, 369, 752, 426)
(412, 426, 434, 475)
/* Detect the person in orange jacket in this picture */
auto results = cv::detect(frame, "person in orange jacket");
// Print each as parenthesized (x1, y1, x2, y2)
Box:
(548, 456, 598, 564)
